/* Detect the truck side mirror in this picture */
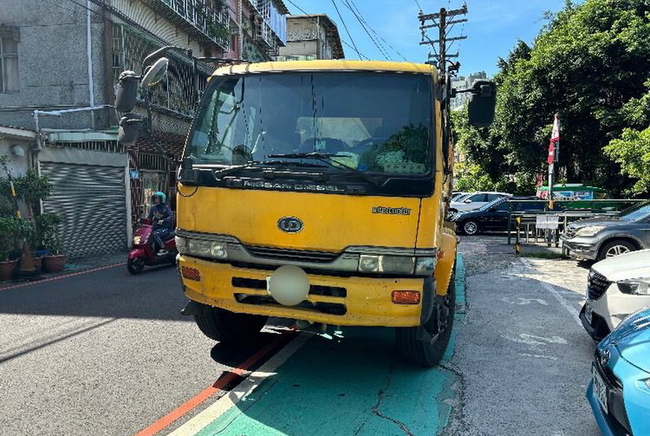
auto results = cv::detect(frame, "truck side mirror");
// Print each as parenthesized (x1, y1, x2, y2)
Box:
(115, 70, 140, 113)
(118, 113, 143, 147)
(142, 58, 169, 88)
(468, 81, 496, 127)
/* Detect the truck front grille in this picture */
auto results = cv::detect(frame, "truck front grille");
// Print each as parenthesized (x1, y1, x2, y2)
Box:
(244, 246, 339, 263)
(587, 269, 610, 300)
(234, 293, 347, 315)
(232, 277, 347, 297)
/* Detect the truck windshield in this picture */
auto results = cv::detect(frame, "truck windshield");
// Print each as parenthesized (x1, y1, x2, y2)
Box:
(186, 72, 433, 176)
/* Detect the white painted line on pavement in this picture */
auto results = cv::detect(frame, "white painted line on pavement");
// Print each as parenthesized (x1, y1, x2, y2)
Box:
(168, 333, 311, 436)
(519, 258, 582, 327)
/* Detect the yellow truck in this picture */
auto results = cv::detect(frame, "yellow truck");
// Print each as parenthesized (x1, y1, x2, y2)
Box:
(116, 57, 495, 367)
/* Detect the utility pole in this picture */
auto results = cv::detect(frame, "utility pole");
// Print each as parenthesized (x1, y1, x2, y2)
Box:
(418, 4, 468, 79)
(418, 4, 468, 180)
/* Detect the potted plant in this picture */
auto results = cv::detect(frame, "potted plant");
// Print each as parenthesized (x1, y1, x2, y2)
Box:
(0, 216, 20, 280)
(39, 213, 66, 273)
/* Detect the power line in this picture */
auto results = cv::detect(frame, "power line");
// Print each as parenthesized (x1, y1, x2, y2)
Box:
(330, 0, 364, 59)
(345, 0, 408, 62)
(341, 0, 391, 61)
(413, 0, 424, 12)
(284, 0, 367, 60)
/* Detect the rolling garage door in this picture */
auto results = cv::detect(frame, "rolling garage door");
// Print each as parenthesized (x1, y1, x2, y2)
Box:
(40, 148, 127, 258)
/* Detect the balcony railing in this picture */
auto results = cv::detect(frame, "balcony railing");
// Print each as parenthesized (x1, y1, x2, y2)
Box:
(149, 0, 230, 50)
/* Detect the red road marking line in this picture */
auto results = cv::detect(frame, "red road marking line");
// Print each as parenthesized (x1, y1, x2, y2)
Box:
(133, 335, 287, 436)
(0, 263, 126, 292)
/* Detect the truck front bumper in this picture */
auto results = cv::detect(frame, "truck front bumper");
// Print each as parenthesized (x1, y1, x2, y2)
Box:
(178, 255, 430, 327)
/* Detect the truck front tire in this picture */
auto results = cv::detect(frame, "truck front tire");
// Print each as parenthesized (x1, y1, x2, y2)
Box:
(396, 265, 456, 367)
(194, 305, 268, 344)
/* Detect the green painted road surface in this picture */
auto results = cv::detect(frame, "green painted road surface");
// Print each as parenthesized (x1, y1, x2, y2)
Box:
(189, 255, 465, 436)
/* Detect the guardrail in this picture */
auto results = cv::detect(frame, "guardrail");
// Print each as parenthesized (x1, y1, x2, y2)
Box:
(505, 199, 645, 249)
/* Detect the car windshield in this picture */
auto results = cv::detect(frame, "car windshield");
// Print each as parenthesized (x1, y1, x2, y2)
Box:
(619, 202, 650, 221)
(478, 198, 504, 211)
(186, 71, 434, 176)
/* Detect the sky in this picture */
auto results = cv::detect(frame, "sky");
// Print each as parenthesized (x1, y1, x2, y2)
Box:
(284, 0, 575, 77)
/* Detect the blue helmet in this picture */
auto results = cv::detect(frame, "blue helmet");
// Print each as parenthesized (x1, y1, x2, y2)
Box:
(152, 191, 166, 204)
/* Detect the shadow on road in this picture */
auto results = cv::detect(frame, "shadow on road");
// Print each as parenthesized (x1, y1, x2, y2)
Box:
(0, 263, 190, 321)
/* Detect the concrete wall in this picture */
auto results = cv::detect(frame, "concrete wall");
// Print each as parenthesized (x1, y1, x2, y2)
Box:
(0, 0, 107, 130)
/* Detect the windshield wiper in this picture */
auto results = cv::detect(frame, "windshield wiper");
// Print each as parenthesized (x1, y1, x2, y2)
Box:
(266, 152, 382, 186)
(213, 160, 327, 179)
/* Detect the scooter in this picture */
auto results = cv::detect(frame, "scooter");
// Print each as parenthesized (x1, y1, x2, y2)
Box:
(127, 219, 177, 274)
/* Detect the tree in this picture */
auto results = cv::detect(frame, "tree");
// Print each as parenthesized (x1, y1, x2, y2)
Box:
(454, 0, 650, 195)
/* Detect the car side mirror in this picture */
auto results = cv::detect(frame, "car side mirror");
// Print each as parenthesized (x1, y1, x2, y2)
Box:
(464, 199, 472, 204)
(488, 207, 497, 212)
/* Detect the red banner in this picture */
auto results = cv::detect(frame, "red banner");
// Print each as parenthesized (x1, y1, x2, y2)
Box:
(547, 114, 560, 164)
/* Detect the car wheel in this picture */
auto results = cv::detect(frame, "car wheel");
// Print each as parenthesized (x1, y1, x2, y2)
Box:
(462, 220, 479, 235)
(597, 239, 636, 261)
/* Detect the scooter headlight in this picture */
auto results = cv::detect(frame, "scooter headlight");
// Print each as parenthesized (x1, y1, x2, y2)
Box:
(133, 235, 142, 245)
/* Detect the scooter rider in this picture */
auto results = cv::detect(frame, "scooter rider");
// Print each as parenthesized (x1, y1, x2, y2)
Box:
(147, 191, 173, 255)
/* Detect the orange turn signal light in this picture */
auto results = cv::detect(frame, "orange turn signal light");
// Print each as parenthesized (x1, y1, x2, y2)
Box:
(181, 266, 201, 281)
(392, 290, 421, 305)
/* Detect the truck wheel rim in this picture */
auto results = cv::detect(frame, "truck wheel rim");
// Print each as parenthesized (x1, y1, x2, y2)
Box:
(464, 222, 477, 235)
(605, 245, 630, 258)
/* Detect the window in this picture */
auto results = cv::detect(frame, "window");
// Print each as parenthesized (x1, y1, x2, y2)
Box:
(0, 34, 19, 93)
(469, 194, 487, 202)
(486, 193, 503, 202)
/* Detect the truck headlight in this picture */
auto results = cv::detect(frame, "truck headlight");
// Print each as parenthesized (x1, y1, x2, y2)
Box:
(575, 226, 605, 237)
(359, 255, 381, 273)
(617, 278, 650, 295)
(179, 237, 228, 260)
(381, 256, 415, 275)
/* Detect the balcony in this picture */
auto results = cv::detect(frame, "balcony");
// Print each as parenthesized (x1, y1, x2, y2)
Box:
(144, 0, 231, 50)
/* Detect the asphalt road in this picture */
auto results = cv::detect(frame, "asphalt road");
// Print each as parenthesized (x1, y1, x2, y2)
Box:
(0, 237, 603, 436)
(0, 263, 288, 436)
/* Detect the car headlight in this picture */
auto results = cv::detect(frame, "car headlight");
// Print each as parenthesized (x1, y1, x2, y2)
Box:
(575, 226, 605, 237)
(177, 236, 228, 260)
(617, 277, 650, 295)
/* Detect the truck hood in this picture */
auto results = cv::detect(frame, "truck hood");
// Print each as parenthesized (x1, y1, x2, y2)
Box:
(592, 249, 650, 282)
(177, 187, 421, 252)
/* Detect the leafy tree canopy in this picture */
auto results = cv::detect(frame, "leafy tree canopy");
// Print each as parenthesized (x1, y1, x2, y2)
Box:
(454, 0, 650, 196)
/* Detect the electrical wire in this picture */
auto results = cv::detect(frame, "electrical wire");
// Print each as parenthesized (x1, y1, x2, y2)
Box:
(346, 0, 409, 62)
(283, 0, 369, 60)
(340, 0, 391, 61)
(329, 0, 364, 60)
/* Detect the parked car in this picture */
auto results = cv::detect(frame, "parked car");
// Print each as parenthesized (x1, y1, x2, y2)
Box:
(450, 196, 545, 235)
(560, 201, 650, 261)
(579, 249, 650, 341)
(451, 191, 469, 201)
(586, 306, 650, 436)
(448, 191, 511, 213)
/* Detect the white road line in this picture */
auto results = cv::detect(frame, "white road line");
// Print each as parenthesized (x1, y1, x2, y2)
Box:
(168, 333, 311, 436)
(520, 258, 582, 327)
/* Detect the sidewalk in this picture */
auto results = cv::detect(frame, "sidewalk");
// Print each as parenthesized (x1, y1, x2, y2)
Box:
(0, 250, 129, 291)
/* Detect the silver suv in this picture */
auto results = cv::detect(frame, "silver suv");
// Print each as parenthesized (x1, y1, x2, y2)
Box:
(561, 202, 650, 261)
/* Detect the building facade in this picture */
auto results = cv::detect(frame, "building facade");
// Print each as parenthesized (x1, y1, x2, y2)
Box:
(0, 0, 288, 257)
(276, 14, 344, 61)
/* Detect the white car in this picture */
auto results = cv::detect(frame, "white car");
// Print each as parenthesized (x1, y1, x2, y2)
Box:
(449, 191, 511, 213)
(580, 248, 650, 341)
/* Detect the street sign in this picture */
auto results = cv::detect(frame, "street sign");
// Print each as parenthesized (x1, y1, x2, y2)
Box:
(536, 215, 560, 230)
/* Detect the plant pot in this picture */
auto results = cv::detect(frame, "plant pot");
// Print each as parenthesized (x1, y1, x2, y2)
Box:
(32, 256, 43, 272)
(0, 259, 17, 281)
(43, 254, 67, 273)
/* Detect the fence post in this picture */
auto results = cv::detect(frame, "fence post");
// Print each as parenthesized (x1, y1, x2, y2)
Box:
(515, 216, 521, 256)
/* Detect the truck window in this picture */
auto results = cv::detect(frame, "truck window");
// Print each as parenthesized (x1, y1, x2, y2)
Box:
(186, 72, 434, 175)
